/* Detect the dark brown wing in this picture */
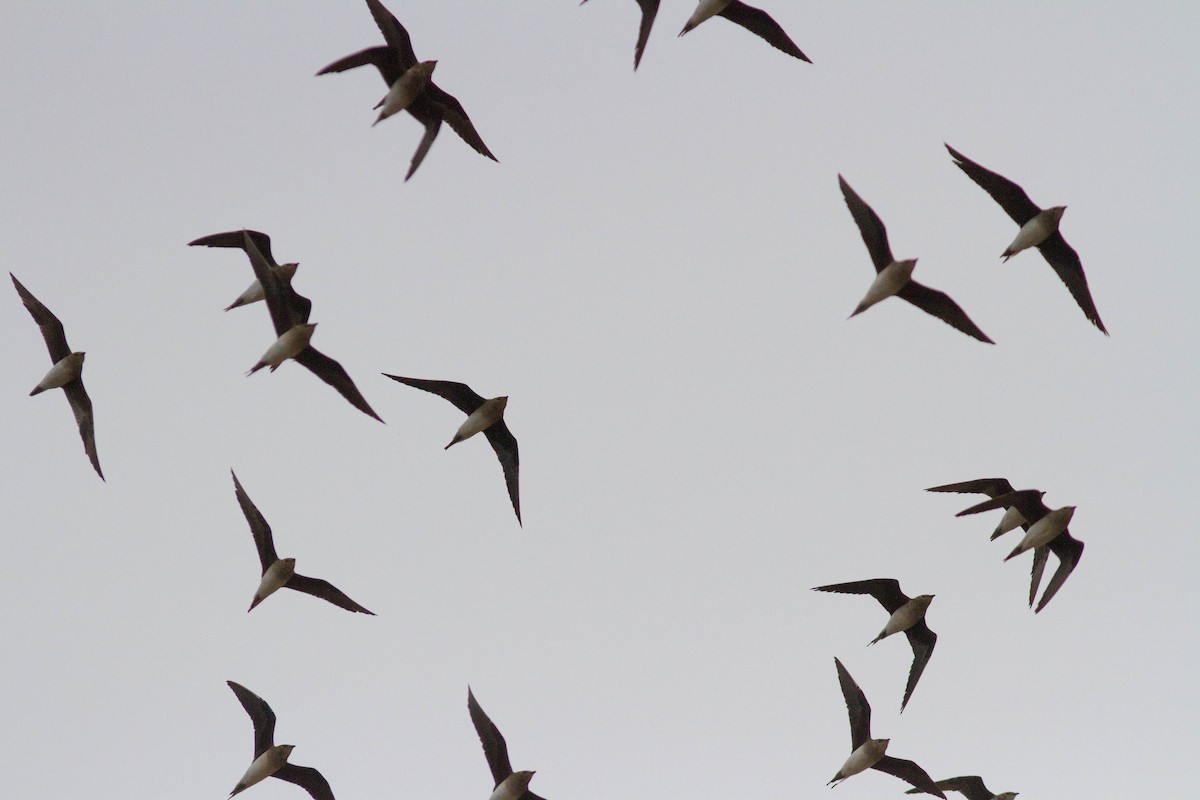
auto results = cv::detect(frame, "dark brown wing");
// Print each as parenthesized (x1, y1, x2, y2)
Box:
(897, 281, 994, 343)
(274, 764, 336, 800)
(956, 490, 1048, 523)
(227, 681, 276, 758)
(316, 45, 404, 86)
(384, 374, 486, 416)
(900, 622, 936, 712)
(231, 471, 278, 573)
(402, 110, 444, 181)
(812, 578, 907, 615)
(926, 478, 1015, 498)
(365, 0, 417, 67)
(906, 775, 996, 800)
(483, 422, 521, 525)
(293, 347, 384, 422)
(241, 231, 311, 334)
(719, 1, 810, 61)
(287, 574, 375, 615)
(633, 0, 661, 69)
(1035, 532, 1084, 613)
(833, 657, 871, 750)
(874, 756, 947, 798)
(188, 229, 278, 267)
(838, 176, 893, 272)
(468, 687, 514, 788)
(1036, 232, 1108, 334)
(1029, 544, 1049, 606)
(11, 273, 72, 362)
(945, 144, 1040, 225)
(62, 381, 103, 480)
(421, 86, 498, 161)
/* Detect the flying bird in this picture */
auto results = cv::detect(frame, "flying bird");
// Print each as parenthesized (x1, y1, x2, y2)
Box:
(828, 658, 946, 797)
(838, 175, 993, 343)
(468, 687, 546, 800)
(226, 680, 335, 800)
(907, 775, 1018, 800)
(231, 471, 374, 615)
(813, 580, 936, 712)
(317, 0, 497, 181)
(236, 231, 382, 422)
(188, 229, 301, 312)
(582, 0, 661, 70)
(678, 0, 810, 62)
(956, 489, 1084, 613)
(11, 273, 103, 480)
(373, 59, 437, 125)
(945, 143, 1107, 334)
(926, 478, 1024, 540)
(384, 375, 520, 525)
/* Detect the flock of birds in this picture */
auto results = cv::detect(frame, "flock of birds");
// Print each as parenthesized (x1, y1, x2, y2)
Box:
(9, 1, 1109, 799)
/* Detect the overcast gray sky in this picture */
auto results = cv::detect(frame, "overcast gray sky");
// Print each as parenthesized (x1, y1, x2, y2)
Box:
(2, 2, 1198, 799)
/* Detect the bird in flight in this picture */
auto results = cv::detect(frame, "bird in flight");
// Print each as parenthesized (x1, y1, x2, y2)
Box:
(188, 229, 300, 313)
(468, 688, 545, 800)
(813, 579, 937, 711)
(317, 0, 497, 181)
(226, 680, 336, 800)
(945, 143, 1107, 334)
(11, 273, 104, 480)
(678, 0, 810, 62)
(838, 175, 993, 343)
(385, 375, 521, 525)
(231, 471, 374, 615)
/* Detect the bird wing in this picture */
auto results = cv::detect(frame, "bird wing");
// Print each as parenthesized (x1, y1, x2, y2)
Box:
(400, 112, 444, 181)
(316, 45, 404, 86)
(421, 87, 498, 162)
(231, 471, 279, 572)
(294, 347, 384, 422)
(838, 176, 894, 272)
(62, 381, 103, 480)
(11, 273, 72, 362)
(956, 489, 1048, 523)
(907, 775, 994, 800)
(226, 681, 277, 758)
(833, 657, 871, 750)
(1036, 232, 1108, 334)
(1035, 532, 1084, 613)
(242, 231, 311, 335)
(483, 422, 521, 525)
(274, 764, 336, 800)
(287, 573, 375, 615)
(383, 374, 486, 416)
(945, 144, 1040, 225)
(718, 1, 810, 61)
(897, 281, 994, 343)
(812, 578, 907, 614)
(1028, 544, 1049, 607)
(900, 622, 936, 712)
(633, 0, 661, 69)
(188, 229, 277, 266)
(874, 756, 947, 798)
(365, 0, 418, 68)
(925, 478, 1015, 498)
(467, 687, 515, 788)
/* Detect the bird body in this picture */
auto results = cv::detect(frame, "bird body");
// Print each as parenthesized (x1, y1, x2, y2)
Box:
(851, 258, 917, 316)
(448, 396, 508, 449)
(231, 744, 295, 797)
(226, 264, 299, 311)
(871, 594, 934, 645)
(829, 738, 889, 785)
(30, 351, 85, 395)
(374, 60, 437, 125)
(1005, 505, 1075, 561)
(487, 771, 537, 800)
(250, 558, 297, 611)
(1002, 206, 1066, 261)
(248, 323, 318, 375)
(680, 0, 731, 33)
(992, 505, 1026, 540)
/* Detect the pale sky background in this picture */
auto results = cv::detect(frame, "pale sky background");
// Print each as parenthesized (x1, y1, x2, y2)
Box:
(2, 2, 1198, 798)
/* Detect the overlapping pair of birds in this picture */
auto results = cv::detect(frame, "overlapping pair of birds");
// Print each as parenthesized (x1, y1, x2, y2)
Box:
(12, 1, 1100, 799)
